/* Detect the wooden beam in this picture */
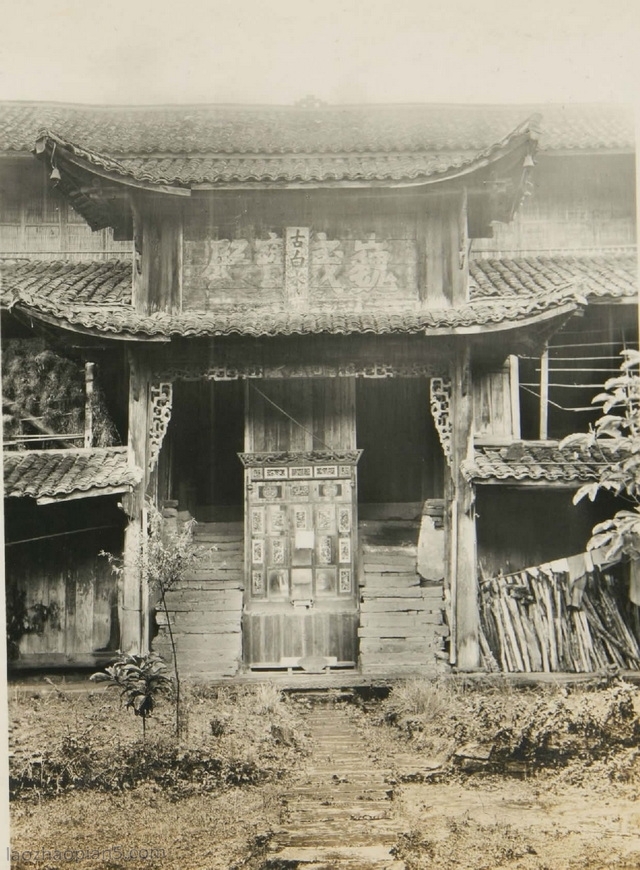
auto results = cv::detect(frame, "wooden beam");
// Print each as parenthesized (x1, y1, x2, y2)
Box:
(36, 485, 131, 505)
(474, 479, 592, 489)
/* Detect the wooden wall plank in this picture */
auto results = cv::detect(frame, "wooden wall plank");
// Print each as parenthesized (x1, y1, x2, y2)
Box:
(473, 362, 514, 440)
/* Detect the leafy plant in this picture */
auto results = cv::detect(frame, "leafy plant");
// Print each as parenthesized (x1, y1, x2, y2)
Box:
(90, 652, 172, 741)
(144, 507, 198, 737)
(560, 349, 640, 561)
(101, 505, 198, 736)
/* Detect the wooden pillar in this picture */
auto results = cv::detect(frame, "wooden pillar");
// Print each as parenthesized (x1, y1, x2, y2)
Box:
(450, 343, 479, 669)
(83, 362, 94, 448)
(132, 194, 183, 315)
(539, 346, 549, 440)
(509, 355, 521, 441)
(423, 189, 469, 308)
(120, 350, 150, 654)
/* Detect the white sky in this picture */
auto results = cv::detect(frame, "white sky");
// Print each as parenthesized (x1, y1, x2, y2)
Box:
(0, 0, 639, 106)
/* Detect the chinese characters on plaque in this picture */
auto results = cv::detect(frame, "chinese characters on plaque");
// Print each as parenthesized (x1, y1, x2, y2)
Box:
(285, 227, 310, 301)
(185, 229, 416, 303)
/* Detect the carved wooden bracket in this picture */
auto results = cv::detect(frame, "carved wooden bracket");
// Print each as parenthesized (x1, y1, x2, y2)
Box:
(148, 382, 173, 473)
(429, 376, 452, 467)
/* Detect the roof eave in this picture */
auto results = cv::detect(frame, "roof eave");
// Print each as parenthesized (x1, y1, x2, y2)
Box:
(2, 297, 581, 343)
(32, 116, 539, 213)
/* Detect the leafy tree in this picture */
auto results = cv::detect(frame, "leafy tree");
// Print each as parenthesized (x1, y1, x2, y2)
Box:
(100, 505, 198, 737)
(144, 507, 198, 737)
(90, 652, 172, 742)
(560, 349, 640, 561)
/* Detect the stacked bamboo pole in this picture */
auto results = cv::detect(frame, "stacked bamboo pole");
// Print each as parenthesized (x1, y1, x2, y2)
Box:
(479, 566, 640, 673)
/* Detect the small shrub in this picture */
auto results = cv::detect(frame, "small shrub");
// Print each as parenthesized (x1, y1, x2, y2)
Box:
(210, 714, 230, 737)
(90, 652, 172, 741)
(384, 678, 461, 724)
(253, 683, 284, 716)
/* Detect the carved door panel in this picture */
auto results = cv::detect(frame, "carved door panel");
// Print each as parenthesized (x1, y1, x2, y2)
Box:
(240, 453, 361, 668)
(241, 379, 359, 669)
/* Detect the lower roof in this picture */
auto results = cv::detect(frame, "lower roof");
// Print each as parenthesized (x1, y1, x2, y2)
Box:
(3, 447, 141, 502)
(4, 252, 634, 341)
(464, 442, 610, 485)
(470, 252, 637, 301)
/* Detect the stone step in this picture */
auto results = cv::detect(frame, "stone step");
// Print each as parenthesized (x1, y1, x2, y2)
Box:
(266, 844, 404, 868)
(275, 826, 398, 849)
(265, 698, 405, 869)
(287, 806, 391, 823)
(282, 784, 392, 804)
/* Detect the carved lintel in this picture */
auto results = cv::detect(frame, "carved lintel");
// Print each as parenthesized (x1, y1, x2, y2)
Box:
(429, 376, 453, 468)
(238, 450, 363, 467)
(151, 361, 446, 382)
(148, 382, 173, 474)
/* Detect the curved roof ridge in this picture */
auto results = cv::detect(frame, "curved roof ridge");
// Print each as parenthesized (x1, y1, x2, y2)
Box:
(0, 98, 632, 111)
(0, 102, 631, 157)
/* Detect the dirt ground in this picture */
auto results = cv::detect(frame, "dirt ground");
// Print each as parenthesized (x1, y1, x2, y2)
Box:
(7, 676, 640, 869)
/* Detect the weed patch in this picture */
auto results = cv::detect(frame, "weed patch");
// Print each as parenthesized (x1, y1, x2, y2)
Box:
(367, 678, 640, 776)
(394, 821, 540, 870)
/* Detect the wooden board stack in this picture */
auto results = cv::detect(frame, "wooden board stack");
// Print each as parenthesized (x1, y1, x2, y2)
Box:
(479, 566, 640, 673)
(155, 522, 243, 679)
(358, 522, 445, 674)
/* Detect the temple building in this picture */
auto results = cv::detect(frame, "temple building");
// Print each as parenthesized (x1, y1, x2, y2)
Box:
(1, 101, 637, 678)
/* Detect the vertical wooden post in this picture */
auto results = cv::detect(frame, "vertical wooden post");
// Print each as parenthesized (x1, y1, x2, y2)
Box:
(132, 195, 183, 315)
(539, 346, 549, 440)
(120, 350, 149, 654)
(84, 362, 94, 448)
(450, 344, 479, 669)
(423, 189, 468, 308)
(509, 355, 521, 441)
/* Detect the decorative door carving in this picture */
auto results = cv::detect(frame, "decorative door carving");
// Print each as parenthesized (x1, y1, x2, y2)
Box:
(239, 451, 362, 668)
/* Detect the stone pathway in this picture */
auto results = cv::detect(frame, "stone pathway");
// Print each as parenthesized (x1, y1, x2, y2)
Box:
(263, 695, 405, 869)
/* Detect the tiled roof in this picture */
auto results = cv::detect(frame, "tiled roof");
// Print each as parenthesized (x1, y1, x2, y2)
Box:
(469, 254, 637, 301)
(0, 260, 577, 338)
(3, 447, 141, 500)
(1, 253, 629, 339)
(109, 153, 486, 185)
(37, 115, 537, 187)
(464, 442, 610, 484)
(0, 259, 132, 306)
(0, 102, 632, 155)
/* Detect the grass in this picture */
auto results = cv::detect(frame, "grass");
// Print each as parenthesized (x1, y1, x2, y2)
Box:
(9, 680, 308, 801)
(10, 676, 640, 869)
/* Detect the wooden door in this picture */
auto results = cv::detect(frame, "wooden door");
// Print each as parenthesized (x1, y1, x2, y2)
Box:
(241, 379, 360, 669)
